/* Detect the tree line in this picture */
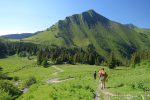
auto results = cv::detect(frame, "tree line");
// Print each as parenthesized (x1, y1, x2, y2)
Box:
(36, 44, 105, 67)
(1, 41, 150, 68)
(0, 42, 105, 65)
(130, 50, 150, 67)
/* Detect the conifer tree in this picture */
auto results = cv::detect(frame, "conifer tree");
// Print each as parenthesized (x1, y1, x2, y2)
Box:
(37, 50, 42, 65)
(42, 59, 48, 67)
(108, 52, 117, 69)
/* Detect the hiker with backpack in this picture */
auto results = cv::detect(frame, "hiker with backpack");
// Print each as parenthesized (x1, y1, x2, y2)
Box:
(98, 68, 108, 89)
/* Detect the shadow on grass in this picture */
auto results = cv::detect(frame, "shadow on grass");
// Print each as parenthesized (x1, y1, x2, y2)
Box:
(114, 68, 130, 70)
(106, 83, 124, 89)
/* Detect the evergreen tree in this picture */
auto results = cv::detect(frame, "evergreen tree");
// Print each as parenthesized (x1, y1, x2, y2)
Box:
(37, 50, 42, 65)
(130, 52, 141, 67)
(108, 52, 117, 69)
(42, 60, 48, 67)
(88, 53, 95, 65)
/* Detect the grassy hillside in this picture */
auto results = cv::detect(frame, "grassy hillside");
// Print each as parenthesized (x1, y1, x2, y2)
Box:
(134, 28, 150, 39)
(0, 55, 150, 100)
(24, 24, 66, 46)
(23, 10, 150, 61)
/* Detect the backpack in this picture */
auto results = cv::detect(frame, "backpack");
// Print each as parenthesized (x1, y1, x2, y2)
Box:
(99, 70, 105, 76)
(99, 70, 108, 78)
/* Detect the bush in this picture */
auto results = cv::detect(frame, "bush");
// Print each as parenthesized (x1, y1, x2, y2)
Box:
(0, 66, 2, 71)
(25, 76, 36, 87)
(0, 90, 12, 100)
(0, 80, 21, 99)
(18, 51, 27, 57)
(42, 60, 48, 67)
(131, 83, 136, 89)
(137, 82, 144, 89)
(13, 76, 19, 81)
(0, 74, 13, 80)
(108, 64, 116, 69)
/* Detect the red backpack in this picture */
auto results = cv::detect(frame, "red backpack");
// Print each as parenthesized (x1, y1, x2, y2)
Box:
(99, 70, 105, 77)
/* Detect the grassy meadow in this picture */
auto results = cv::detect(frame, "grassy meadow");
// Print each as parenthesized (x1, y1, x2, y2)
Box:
(0, 55, 150, 100)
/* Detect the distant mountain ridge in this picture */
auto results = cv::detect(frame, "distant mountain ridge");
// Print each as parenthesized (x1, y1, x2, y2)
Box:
(0, 31, 42, 39)
(1, 33, 33, 39)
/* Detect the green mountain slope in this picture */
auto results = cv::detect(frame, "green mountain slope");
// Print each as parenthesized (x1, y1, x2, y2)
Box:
(24, 10, 150, 60)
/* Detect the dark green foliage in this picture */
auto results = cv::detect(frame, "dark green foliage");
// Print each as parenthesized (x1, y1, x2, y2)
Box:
(13, 76, 19, 81)
(27, 55, 32, 60)
(0, 67, 12, 80)
(131, 82, 150, 92)
(137, 82, 144, 89)
(132, 53, 141, 65)
(0, 80, 21, 99)
(0, 74, 13, 80)
(18, 51, 27, 57)
(37, 50, 43, 65)
(0, 90, 12, 100)
(88, 53, 95, 65)
(108, 52, 117, 69)
(25, 76, 36, 87)
(0, 41, 38, 58)
(33, 44, 104, 65)
(131, 83, 136, 89)
(40, 46, 104, 65)
(130, 82, 150, 92)
(0, 42, 7, 58)
(0, 66, 3, 78)
(42, 60, 48, 67)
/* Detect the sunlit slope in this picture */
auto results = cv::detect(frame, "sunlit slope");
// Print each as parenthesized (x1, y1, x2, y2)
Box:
(24, 10, 150, 59)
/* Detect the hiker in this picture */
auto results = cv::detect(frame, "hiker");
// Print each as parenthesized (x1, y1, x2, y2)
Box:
(93, 71, 97, 80)
(98, 68, 108, 89)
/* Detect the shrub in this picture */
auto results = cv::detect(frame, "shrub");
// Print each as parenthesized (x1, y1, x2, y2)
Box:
(42, 60, 48, 67)
(25, 76, 36, 87)
(137, 82, 144, 89)
(0, 90, 12, 100)
(0, 80, 21, 99)
(0, 74, 13, 80)
(131, 83, 136, 89)
(0, 66, 2, 71)
(18, 51, 27, 57)
(143, 87, 150, 91)
(13, 76, 19, 81)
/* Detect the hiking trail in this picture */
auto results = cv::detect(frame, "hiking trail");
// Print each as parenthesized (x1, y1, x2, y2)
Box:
(46, 65, 74, 83)
(22, 65, 74, 94)
(95, 83, 150, 100)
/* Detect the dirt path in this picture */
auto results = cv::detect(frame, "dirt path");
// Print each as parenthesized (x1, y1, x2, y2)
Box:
(46, 77, 74, 83)
(97, 86, 150, 100)
(46, 65, 74, 83)
(21, 88, 29, 94)
(22, 65, 67, 94)
(51, 65, 64, 75)
(95, 82, 150, 100)
(94, 89, 100, 100)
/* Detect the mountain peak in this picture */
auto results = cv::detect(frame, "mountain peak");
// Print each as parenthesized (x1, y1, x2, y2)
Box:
(86, 9, 96, 13)
(80, 9, 110, 27)
(58, 9, 110, 29)
(125, 23, 138, 29)
(82, 9, 98, 16)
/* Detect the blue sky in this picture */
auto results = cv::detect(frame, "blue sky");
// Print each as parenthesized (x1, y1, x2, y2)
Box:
(0, 0, 150, 35)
